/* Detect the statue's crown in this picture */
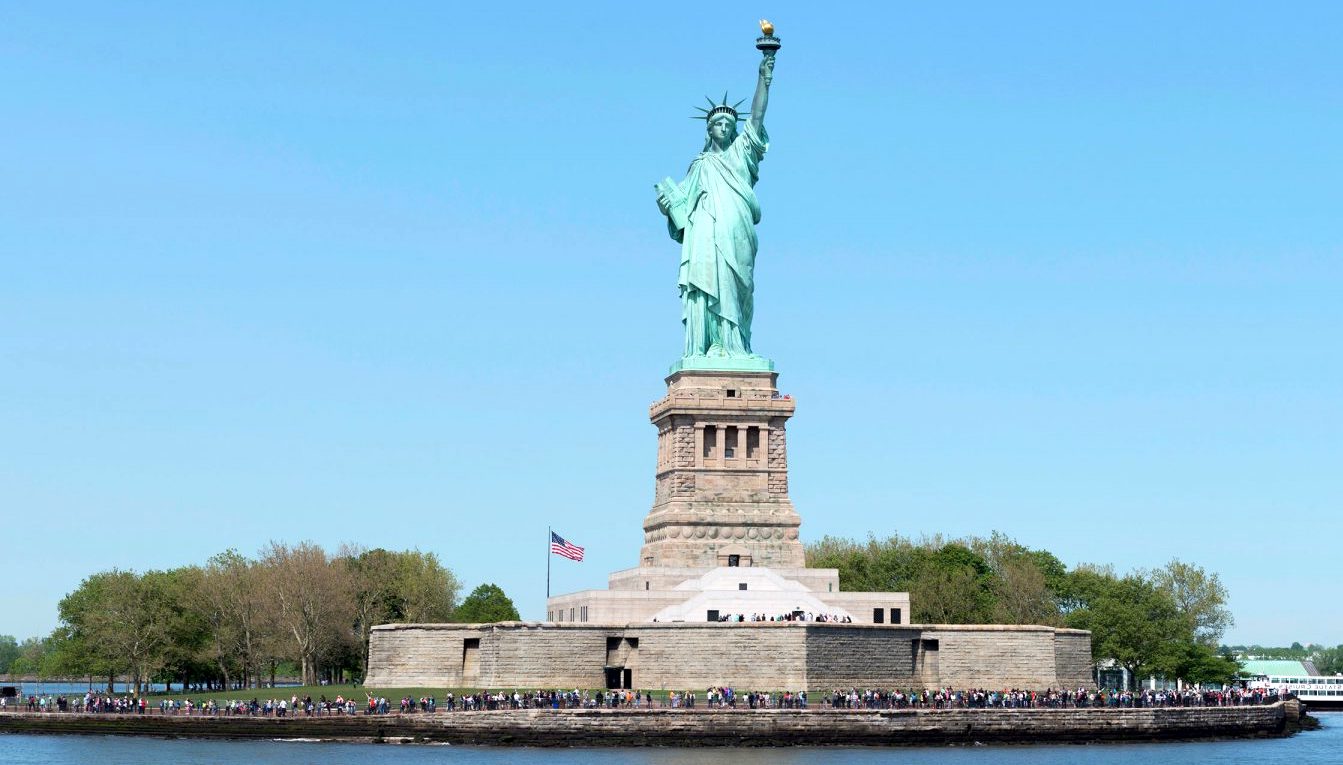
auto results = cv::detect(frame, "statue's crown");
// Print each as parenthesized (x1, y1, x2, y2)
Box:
(692, 92, 748, 122)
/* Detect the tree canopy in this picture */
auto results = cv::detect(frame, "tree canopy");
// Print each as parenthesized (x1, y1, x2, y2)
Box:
(452, 583, 520, 623)
(807, 532, 1065, 625)
(807, 532, 1240, 689)
(0, 635, 21, 675)
(11, 542, 460, 691)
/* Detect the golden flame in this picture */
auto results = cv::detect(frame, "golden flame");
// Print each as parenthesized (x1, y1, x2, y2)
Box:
(759, 19, 774, 36)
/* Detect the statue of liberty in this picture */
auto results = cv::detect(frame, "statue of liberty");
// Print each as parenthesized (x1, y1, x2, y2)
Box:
(656, 26, 778, 367)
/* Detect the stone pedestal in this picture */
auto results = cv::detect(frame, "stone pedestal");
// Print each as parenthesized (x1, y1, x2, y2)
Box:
(542, 364, 913, 629)
(639, 369, 805, 568)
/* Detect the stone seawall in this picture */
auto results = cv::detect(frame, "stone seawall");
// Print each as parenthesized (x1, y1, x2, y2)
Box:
(0, 704, 1291, 746)
(366, 621, 1094, 691)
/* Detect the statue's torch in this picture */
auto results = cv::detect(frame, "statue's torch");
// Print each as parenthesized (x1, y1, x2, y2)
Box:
(756, 19, 781, 54)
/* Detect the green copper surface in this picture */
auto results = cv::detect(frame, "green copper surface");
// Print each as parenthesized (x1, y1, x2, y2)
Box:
(668, 355, 775, 375)
(656, 39, 777, 372)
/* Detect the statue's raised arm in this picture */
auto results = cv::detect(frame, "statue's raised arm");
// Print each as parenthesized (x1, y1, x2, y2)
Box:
(750, 52, 774, 133)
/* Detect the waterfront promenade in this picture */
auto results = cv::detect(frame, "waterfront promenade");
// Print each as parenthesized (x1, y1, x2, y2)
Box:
(0, 700, 1301, 746)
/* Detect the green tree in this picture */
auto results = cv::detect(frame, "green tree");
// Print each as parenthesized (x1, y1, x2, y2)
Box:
(48, 576, 113, 683)
(1079, 571, 1176, 684)
(901, 543, 993, 623)
(1245, 643, 1309, 659)
(1067, 571, 1186, 689)
(453, 584, 520, 622)
(7, 636, 54, 678)
(259, 541, 356, 686)
(1162, 644, 1242, 686)
(972, 533, 1064, 625)
(809, 532, 1065, 625)
(345, 547, 400, 679)
(806, 535, 882, 591)
(910, 566, 987, 623)
(196, 549, 270, 688)
(1025, 549, 1069, 594)
(1151, 559, 1233, 646)
(1058, 563, 1116, 617)
(151, 567, 211, 691)
(344, 546, 460, 678)
(807, 534, 942, 594)
(40, 625, 98, 681)
(394, 550, 460, 622)
(0, 635, 19, 675)
(990, 555, 1061, 626)
(56, 569, 176, 693)
(1312, 645, 1343, 675)
(807, 531, 1240, 688)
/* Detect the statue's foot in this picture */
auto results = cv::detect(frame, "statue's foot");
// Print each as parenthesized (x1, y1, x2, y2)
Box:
(707, 344, 728, 358)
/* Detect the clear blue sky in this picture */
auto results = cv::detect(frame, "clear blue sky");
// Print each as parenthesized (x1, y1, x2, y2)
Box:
(2, 3, 1339, 647)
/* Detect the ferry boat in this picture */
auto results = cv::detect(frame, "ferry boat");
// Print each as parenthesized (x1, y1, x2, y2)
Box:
(1246, 673, 1343, 709)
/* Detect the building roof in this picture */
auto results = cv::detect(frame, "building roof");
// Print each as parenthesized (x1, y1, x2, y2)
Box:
(1240, 659, 1318, 677)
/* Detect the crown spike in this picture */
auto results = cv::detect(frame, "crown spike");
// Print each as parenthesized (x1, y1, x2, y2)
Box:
(694, 92, 747, 122)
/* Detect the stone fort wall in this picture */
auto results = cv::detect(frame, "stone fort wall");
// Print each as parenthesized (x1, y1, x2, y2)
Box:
(1053, 629, 1095, 687)
(632, 623, 809, 689)
(366, 621, 1092, 690)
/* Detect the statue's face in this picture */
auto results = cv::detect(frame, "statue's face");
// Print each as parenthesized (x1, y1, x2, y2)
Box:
(708, 116, 735, 147)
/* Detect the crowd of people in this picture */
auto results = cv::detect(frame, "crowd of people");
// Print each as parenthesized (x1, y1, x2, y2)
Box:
(1, 692, 380, 717)
(714, 612, 854, 623)
(446, 689, 659, 710)
(0, 685, 1282, 716)
(699, 687, 809, 708)
(817, 686, 1282, 710)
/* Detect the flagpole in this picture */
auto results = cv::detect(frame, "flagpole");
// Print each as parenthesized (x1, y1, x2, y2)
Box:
(546, 526, 552, 603)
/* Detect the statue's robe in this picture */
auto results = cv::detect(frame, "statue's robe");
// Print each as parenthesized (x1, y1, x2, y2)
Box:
(667, 121, 768, 356)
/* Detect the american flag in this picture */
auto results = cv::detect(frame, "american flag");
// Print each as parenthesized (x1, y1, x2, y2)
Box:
(550, 531, 585, 561)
